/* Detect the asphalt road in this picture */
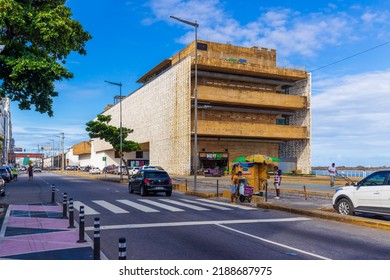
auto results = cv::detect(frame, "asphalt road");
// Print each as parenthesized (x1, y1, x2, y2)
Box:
(2, 171, 390, 260)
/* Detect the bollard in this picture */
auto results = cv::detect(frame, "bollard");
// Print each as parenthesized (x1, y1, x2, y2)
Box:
(62, 193, 68, 219)
(185, 179, 188, 191)
(118, 237, 127, 260)
(51, 185, 55, 204)
(216, 179, 219, 197)
(94, 217, 101, 260)
(68, 198, 75, 228)
(265, 182, 268, 202)
(303, 185, 307, 200)
(77, 206, 86, 243)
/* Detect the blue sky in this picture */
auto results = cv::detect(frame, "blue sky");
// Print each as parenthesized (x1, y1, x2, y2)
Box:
(10, 0, 390, 167)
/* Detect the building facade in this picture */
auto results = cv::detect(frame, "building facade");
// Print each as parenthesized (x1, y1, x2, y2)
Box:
(89, 41, 310, 175)
(0, 98, 13, 165)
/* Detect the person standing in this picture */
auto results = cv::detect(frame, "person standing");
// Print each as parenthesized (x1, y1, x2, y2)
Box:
(273, 166, 282, 199)
(230, 171, 242, 204)
(13, 168, 19, 181)
(328, 163, 337, 187)
(28, 165, 34, 181)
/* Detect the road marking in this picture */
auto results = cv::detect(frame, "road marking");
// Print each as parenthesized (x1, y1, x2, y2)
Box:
(159, 199, 210, 211)
(139, 199, 185, 212)
(73, 201, 100, 215)
(180, 199, 233, 210)
(216, 224, 331, 260)
(92, 200, 129, 214)
(117, 200, 159, 213)
(85, 217, 311, 231)
(197, 199, 256, 210)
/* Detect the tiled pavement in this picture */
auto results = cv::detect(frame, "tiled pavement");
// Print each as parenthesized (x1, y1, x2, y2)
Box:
(0, 203, 93, 260)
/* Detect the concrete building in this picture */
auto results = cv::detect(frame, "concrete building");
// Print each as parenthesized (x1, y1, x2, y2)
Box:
(88, 40, 310, 175)
(0, 98, 14, 165)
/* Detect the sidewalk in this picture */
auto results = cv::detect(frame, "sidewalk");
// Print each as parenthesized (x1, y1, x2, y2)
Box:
(0, 175, 95, 260)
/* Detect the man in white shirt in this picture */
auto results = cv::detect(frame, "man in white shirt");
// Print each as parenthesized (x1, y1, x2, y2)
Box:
(328, 163, 337, 187)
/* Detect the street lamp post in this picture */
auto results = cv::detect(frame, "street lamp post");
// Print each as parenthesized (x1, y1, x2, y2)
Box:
(105, 80, 123, 183)
(170, 15, 199, 191)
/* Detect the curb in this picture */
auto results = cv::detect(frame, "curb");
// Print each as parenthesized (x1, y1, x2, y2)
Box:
(256, 202, 390, 231)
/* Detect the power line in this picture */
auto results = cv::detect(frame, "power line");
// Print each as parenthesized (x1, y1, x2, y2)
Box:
(309, 40, 390, 73)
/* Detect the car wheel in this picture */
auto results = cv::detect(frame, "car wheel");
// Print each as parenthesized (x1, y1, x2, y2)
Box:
(166, 190, 172, 197)
(129, 185, 134, 194)
(336, 198, 354, 215)
(140, 186, 147, 197)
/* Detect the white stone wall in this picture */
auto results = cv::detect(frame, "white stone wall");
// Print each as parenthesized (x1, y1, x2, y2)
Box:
(98, 56, 192, 175)
(279, 74, 311, 173)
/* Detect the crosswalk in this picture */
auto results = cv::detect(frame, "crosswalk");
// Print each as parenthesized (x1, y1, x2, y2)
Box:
(72, 198, 256, 215)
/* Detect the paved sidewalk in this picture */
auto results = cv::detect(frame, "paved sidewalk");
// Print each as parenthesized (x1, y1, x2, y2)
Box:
(0, 203, 93, 260)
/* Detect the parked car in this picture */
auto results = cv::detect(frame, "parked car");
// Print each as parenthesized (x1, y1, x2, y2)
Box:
(333, 170, 390, 216)
(3, 166, 14, 180)
(89, 167, 101, 174)
(129, 167, 140, 175)
(0, 177, 4, 196)
(0, 167, 11, 182)
(141, 165, 164, 171)
(114, 166, 127, 175)
(128, 169, 172, 197)
(33, 167, 42, 172)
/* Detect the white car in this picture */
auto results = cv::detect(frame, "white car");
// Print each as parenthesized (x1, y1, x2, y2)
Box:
(129, 167, 140, 175)
(89, 167, 101, 174)
(332, 170, 390, 216)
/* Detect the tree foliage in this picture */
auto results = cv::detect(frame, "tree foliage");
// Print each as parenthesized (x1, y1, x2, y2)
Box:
(0, 0, 92, 116)
(86, 114, 141, 161)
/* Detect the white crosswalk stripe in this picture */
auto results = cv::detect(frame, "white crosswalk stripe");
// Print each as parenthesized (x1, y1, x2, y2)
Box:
(197, 199, 256, 210)
(159, 199, 210, 211)
(73, 201, 100, 215)
(179, 199, 233, 210)
(117, 199, 159, 213)
(139, 199, 185, 212)
(73, 198, 255, 215)
(92, 200, 129, 214)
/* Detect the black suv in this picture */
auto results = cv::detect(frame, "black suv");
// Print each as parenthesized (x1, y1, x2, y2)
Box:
(129, 170, 173, 196)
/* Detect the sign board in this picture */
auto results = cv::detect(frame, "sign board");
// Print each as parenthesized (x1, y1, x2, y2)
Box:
(102, 157, 107, 161)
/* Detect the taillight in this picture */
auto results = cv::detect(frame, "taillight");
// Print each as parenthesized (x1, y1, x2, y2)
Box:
(169, 179, 172, 184)
(144, 178, 150, 184)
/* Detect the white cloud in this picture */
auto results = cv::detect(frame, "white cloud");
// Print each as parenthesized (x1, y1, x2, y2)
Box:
(145, 0, 390, 59)
(312, 69, 390, 166)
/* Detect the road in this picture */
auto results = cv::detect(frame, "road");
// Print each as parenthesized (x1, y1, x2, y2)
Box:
(3, 171, 390, 260)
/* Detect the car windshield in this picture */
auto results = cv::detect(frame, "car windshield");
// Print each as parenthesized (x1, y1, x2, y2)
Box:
(145, 172, 170, 179)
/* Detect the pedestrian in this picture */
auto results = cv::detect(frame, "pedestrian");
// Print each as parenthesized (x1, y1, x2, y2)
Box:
(28, 165, 33, 181)
(230, 171, 242, 204)
(328, 163, 337, 187)
(13, 168, 18, 181)
(273, 166, 282, 199)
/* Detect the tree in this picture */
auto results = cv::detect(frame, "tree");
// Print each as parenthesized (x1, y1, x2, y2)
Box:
(0, 0, 92, 116)
(86, 114, 141, 177)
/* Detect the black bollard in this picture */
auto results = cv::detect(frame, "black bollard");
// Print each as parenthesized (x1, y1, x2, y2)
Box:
(77, 206, 86, 243)
(51, 185, 55, 204)
(62, 193, 68, 219)
(94, 217, 100, 260)
(68, 198, 75, 228)
(118, 237, 126, 260)
(216, 179, 219, 197)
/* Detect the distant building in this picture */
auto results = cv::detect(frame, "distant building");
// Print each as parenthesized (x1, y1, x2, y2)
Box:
(86, 40, 310, 174)
(0, 98, 14, 165)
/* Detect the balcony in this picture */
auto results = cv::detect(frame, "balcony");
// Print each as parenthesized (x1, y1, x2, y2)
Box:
(197, 119, 308, 140)
(197, 85, 307, 110)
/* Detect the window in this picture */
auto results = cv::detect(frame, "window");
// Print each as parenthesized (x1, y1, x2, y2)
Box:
(136, 151, 143, 158)
(360, 171, 388, 186)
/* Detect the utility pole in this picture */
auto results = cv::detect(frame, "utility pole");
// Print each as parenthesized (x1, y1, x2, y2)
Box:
(60, 133, 65, 171)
